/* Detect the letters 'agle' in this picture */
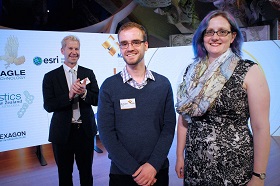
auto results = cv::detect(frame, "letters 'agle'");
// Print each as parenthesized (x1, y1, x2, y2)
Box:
(0, 36, 25, 69)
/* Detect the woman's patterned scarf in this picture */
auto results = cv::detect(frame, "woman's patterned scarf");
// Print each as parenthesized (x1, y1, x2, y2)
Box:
(175, 48, 240, 123)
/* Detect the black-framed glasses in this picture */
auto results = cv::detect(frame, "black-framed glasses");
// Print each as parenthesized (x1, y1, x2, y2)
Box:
(119, 40, 146, 49)
(204, 30, 232, 37)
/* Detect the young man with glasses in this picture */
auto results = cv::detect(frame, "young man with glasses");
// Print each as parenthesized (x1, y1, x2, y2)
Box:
(97, 22, 176, 186)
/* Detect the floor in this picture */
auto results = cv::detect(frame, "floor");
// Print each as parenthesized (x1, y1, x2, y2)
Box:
(0, 136, 279, 186)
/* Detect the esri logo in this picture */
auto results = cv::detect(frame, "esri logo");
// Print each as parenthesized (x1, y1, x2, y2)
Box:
(33, 56, 42, 66)
(0, 36, 25, 69)
(33, 56, 60, 66)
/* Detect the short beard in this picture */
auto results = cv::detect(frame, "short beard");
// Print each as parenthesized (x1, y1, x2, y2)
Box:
(123, 55, 144, 66)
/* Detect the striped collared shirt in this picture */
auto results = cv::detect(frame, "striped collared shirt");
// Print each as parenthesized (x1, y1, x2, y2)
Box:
(120, 66, 155, 89)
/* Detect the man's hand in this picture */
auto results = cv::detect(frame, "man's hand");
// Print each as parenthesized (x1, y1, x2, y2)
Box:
(78, 78, 87, 95)
(69, 78, 86, 99)
(132, 163, 157, 186)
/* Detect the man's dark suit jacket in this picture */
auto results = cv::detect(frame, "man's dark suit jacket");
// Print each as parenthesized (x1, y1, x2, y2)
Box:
(42, 65, 99, 144)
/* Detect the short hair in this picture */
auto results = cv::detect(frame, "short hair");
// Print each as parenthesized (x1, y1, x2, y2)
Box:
(117, 22, 148, 41)
(61, 35, 80, 49)
(192, 10, 243, 62)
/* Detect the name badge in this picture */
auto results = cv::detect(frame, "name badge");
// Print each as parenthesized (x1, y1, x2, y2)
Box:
(120, 98, 136, 110)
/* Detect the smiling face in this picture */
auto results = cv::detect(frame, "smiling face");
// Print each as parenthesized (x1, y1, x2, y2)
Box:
(203, 15, 236, 63)
(61, 39, 80, 67)
(118, 27, 148, 67)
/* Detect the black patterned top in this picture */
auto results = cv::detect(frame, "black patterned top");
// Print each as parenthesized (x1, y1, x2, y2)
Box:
(184, 60, 255, 186)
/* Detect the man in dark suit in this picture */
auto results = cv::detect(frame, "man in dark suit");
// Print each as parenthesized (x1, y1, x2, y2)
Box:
(42, 35, 99, 186)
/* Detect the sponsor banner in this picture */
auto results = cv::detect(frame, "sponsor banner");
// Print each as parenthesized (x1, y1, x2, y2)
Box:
(0, 30, 120, 152)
